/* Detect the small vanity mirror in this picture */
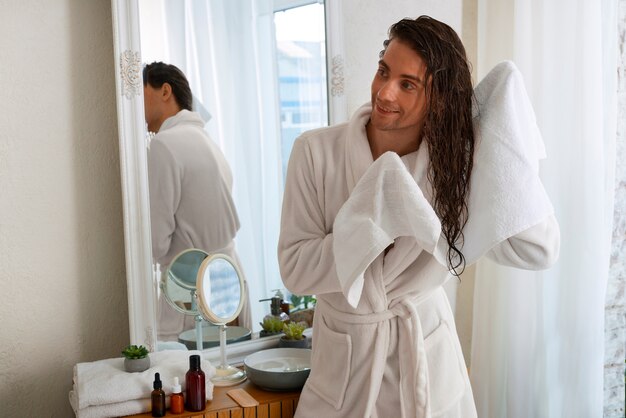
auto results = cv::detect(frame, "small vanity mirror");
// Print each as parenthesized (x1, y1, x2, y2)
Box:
(163, 249, 248, 386)
(196, 253, 247, 386)
(162, 249, 209, 316)
(196, 255, 244, 324)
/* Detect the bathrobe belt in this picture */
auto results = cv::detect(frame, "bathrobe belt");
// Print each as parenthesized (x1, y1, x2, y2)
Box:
(317, 296, 432, 418)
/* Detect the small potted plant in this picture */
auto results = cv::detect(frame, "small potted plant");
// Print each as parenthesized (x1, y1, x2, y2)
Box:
(259, 316, 284, 337)
(278, 321, 308, 348)
(121, 344, 150, 373)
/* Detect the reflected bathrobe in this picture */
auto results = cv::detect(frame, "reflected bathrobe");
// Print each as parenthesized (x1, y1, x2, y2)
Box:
(148, 109, 251, 336)
(149, 110, 240, 268)
(278, 62, 559, 418)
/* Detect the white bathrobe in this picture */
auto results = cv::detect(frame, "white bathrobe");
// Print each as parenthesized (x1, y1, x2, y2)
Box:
(148, 109, 251, 336)
(278, 62, 559, 417)
(149, 109, 240, 267)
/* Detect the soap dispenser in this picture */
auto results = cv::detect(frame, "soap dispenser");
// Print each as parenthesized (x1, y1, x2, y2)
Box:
(260, 293, 289, 323)
(273, 288, 291, 316)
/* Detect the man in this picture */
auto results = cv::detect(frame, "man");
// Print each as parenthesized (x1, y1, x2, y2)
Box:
(278, 16, 559, 417)
(143, 62, 250, 338)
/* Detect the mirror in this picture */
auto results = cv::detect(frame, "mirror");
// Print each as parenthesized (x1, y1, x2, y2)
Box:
(163, 249, 207, 313)
(196, 254, 245, 324)
(162, 249, 248, 385)
(162, 249, 252, 350)
(110, 0, 346, 350)
(161, 249, 209, 351)
(196, 253, 247, 386)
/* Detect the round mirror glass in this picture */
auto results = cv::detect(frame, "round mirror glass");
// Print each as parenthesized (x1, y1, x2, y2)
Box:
(161, 249, 209, 315)
(197, 254, 245, 324)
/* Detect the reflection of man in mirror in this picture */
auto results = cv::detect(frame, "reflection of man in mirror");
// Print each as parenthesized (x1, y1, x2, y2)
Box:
(143, 62, 251, 341)
(278, 16, 559, 418)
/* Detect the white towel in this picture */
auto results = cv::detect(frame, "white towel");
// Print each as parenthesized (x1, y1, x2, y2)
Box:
(460, 60, 554, 263)
(334, 61, 554, 307)
(69, 390, 151, 418)
(333, 151, 442, 308)
(70, 350, 215, 417)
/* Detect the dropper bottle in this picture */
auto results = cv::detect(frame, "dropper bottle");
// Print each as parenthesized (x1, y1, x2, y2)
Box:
(151, 372, 166, 417)
(169, 376, 184, 414)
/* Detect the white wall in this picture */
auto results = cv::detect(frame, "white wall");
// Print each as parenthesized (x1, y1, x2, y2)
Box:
(0, 1, 129, 416)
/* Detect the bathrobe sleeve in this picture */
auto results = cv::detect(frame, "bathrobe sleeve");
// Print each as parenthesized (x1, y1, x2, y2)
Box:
(148, 139, 181, 262)
(278, 137, 343, 296)
(486, 214, 560, 270)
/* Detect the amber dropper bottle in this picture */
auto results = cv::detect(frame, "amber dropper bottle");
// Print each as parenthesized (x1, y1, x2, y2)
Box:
(169, 376, 184, 414)
(151, 372, 166, 417)
(185, 354, 206, 412)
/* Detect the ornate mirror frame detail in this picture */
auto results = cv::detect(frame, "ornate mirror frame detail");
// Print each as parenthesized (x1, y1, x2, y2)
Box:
(110, 0, 345, 352)
(111, 0, 157, 350)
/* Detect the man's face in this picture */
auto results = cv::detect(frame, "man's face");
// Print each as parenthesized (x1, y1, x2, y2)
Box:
(369, 39, 428, 137)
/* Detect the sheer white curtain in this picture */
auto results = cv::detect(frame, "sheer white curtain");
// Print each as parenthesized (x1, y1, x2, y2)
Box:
(158, 0, 284, 329)
(470, 1, 617, 417)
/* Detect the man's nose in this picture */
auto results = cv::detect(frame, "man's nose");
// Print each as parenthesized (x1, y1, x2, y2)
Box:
(377, 81, 397, 101)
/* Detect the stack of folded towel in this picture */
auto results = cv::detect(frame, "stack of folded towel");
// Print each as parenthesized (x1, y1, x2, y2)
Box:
(69, 349, 216, 418)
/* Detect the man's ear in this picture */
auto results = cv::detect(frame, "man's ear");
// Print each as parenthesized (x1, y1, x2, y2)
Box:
(160, 82, 173, 102)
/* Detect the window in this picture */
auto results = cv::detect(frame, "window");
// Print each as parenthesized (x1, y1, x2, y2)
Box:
(274, 1, 328, 180)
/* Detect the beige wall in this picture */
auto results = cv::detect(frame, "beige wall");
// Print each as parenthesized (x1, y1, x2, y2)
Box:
(0, 1, 129, 416)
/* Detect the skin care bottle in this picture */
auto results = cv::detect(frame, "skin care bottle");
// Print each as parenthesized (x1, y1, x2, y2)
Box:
(185, 354, 206, 412)
(169, 376, 184, 414)
(151, 372, 166, 417)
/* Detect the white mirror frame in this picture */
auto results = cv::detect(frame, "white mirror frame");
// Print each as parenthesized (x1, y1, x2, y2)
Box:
(110, 0, 345, 353)
(111, 0, 157, 350)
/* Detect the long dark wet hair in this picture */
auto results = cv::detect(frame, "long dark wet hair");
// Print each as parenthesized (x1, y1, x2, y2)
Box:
(382, 16, 475, 275)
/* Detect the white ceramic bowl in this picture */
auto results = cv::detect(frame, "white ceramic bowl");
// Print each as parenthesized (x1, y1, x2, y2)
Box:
(244, 348, 311, 391)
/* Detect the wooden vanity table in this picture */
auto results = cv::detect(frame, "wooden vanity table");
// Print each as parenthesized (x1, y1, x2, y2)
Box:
(125, 380, 301, 418)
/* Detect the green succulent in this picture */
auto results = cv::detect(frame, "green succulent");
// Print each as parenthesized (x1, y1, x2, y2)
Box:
(260, 316, 284, 333)
(121, 344, 149, 359)
(282, 321, 307, 340)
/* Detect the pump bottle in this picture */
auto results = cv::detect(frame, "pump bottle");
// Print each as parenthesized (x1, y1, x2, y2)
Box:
(260, 295, 289, 322)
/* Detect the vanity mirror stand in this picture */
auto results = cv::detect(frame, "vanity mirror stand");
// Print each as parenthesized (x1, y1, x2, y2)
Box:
(162, 249, 248, 387)
(196, 253, 247, 386)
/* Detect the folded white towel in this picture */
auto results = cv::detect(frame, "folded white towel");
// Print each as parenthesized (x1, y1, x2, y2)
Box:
(69, 389, 151, 418)
(71, 349, 215, 415)
(333, 151, 442, 308)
